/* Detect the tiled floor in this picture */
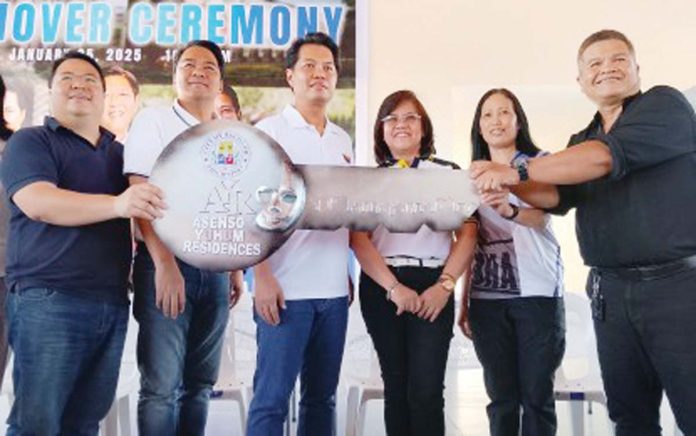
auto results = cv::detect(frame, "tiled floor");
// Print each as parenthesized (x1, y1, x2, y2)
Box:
(0, 293, 684, 435)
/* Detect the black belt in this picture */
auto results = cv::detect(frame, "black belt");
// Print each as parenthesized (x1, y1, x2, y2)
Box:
(595, 254, 696, 281)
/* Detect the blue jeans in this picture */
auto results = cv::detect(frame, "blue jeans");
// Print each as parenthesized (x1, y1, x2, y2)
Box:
(132, 248, 230, 436)
(6, 287, 128, 436)
(247, 297, 349, 436)
(469, 297, 565, 436)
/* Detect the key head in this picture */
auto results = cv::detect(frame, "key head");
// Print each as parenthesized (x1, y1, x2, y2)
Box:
(150, 120, 306, 271)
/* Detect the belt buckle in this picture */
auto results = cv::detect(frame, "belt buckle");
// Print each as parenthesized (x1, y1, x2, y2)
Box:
(386, 256, 443, 269)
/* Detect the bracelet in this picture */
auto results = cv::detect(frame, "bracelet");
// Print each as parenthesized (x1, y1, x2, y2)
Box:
(386, 281, 399, 301)
(439, 272, 455, 282)
(504, 204, 520, 221)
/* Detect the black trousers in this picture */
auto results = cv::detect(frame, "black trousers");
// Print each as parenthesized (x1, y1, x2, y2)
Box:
(359, 266, 454, 436)
(469, 297, 565, 436)
(589, 267, 696, 436)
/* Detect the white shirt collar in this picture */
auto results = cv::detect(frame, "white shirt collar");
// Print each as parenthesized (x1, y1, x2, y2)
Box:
(281, 104, 341, 136)
(172, 99, 202, 127)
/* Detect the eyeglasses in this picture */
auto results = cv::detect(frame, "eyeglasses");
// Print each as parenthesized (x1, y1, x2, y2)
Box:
(380, 113, 422, 126)
(55, 73, 101, 88)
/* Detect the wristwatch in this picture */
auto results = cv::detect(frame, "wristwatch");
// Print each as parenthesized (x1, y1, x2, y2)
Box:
(515, 160, 529, 182)
(438, 274, 456, 293)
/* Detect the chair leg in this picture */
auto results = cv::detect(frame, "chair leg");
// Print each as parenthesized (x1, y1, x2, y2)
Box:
(101, 400, 118, 436)
(238, 398, 247, 435)
(345, 386, 360, 436)
(569, 402, 585, 436)
(117, 395, 132, 436)
(356, 394, 370, 436)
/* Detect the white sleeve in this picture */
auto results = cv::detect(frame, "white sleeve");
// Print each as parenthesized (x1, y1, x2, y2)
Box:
(123, 107, 165, 177)
(254, 117, 276, 139)
(341, 131, 354, 165)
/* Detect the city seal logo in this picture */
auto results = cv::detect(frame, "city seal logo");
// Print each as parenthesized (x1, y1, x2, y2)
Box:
(200, 130, 251, 179)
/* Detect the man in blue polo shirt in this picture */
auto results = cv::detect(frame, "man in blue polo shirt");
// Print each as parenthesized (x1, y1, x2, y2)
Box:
(1, 51, 165, 435)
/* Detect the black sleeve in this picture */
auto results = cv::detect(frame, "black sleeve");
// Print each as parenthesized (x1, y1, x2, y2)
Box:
(592, 86, 696, 181)
(1, 129, 60, 201)
(536, 138, 584, 216)
(546, 184, 580, 216)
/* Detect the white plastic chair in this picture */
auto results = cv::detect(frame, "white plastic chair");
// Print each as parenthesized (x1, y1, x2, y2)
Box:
(554, 293, 611, 436)
(0, 351, 13, 415)
(210, 305, 255, 434)
(343, 330, 480, 436)
(100, 361, 137, 436)
(343, 334, 383, 436)
(100, 313, 139, 436)
(555, 293, 687, 436)
(447, 333, 481, 371)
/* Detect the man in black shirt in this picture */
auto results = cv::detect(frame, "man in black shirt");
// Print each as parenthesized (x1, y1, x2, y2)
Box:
(470, 29, 696, 435)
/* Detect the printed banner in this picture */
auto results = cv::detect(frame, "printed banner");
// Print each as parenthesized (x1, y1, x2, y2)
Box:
(0, 0, 357, 139)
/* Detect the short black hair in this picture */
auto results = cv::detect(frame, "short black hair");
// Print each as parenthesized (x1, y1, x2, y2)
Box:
(105, 66, 140, 96)
(220, 84, 241, 113)
(174, 40, 225, 76)
(0, 74, 13, 140)
(3, 76, 34, 127)
(578, 29, 635, 62)
(285, 32, 340, 72)
(49, 51, 105, 91)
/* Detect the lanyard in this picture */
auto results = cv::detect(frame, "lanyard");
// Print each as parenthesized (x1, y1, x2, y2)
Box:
(172, 106, 194, 128)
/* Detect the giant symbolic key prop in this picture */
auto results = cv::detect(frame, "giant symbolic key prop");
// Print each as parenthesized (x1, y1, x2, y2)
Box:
(150, 120, 480, 271)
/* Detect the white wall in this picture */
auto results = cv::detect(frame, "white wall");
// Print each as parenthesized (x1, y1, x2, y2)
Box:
(364, 0, 696, 291)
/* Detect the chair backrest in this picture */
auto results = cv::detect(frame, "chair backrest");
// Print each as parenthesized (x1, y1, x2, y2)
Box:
(560, 292, 602, 379)
(341, 334, 382, 383)
(215, 294, 258, 387)
(217, 312, 237, 383)
(121, 314, 139, 364)
(447, 334, 481, 370)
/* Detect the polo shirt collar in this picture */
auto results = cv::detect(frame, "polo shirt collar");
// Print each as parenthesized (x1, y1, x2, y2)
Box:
(173, 99, 202, 127)
(591, 90, 643, 130)
(45, 116, 61, 131)
(281, 104, 341, 136)
(44, 116, 116, 143)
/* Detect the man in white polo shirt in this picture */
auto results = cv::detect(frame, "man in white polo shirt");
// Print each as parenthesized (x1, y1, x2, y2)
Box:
(124, 40, 243, 435)
(247, 32, 353, 436)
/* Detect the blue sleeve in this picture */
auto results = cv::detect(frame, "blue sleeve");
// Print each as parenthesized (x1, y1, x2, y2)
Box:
(592, 86, 696, 181)
(1, 128, 60, 201)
